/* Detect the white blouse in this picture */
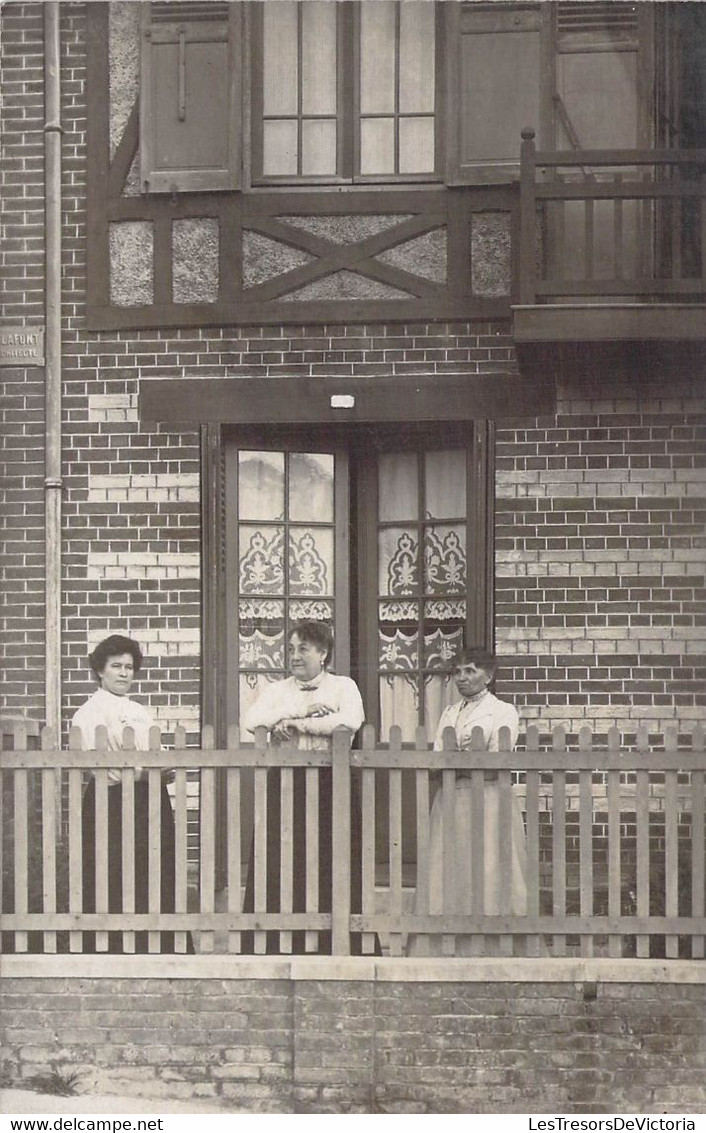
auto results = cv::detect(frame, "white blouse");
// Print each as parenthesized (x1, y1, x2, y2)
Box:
(71, 688, 157, 782)
(433, 691, 519, 752)
(242, 672, 365, 751)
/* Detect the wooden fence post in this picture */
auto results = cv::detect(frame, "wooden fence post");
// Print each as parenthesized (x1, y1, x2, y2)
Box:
(331, 727, 351, 956)
(519, 127, 537, 304)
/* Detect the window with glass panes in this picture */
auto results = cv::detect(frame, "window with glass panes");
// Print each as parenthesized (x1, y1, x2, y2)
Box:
(252, 0, 439, 182)
(369, 448, 471, 742)
(229, 448, 350, 725)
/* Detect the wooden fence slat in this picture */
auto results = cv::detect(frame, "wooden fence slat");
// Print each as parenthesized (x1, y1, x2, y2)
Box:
(174, 767, 189, 955)
(414, 765, 430, 958)
(671, 191, 682, 280)
(388, 767, 403, 957)
(331, 728, 351, 956)
(14, 765, 29, 954)
(12, 724, 30, 956)
(0, 762, 4, 942)
(199, 728, 216, 954)
(94, 764, 109, 954)
(253, 763, 268, 955)
(552, 766, 566, 957)
(67, 729, 84, 953)
(607, 765, 621, 959)
(613, 176, 624, 280)
(279, 766, 293, 955)
(635, 768, 651, 958)
(305, 767, 319, 954)
(525, 766, 540, 958)
(691, 767, 705, 960)
(555, 191, 566, 286)
(41, 760, 57, 955)
(468, 768, 485, 956)
(498, 769, 513, 958)
(441, 729, 457, 958)
(120, 769, 136, 955)
(148, 767, 162, 954)
(0, 767, 4, 944)
(387, 727, 403, 958)
(579, 766, 594, 959)
(639, 172, 651, 279)
(664, 762, 679, 960)
(360, 744, 376, 957)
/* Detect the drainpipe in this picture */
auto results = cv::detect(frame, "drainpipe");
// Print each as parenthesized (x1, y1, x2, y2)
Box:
(44, 3, 62, 736)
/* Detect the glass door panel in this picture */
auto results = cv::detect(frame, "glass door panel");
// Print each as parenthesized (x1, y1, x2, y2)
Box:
(376, 448, 468, 742)
(227, 446, 346, 729)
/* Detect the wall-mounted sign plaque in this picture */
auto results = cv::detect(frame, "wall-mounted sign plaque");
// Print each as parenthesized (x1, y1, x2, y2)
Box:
(0, 327, 45, 366)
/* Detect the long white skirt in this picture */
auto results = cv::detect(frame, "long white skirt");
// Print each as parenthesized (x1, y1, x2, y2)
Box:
(408, 777, 528, 957)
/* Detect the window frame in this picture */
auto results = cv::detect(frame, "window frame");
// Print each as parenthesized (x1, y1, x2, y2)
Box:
(354, 422, 494, 737)
(223, 430, 352, 733)
(215, 422, 494, 738)
(249, 1, 446, 188)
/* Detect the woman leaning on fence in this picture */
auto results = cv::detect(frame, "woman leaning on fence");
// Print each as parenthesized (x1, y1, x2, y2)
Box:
(408, 646, 528, 957)
(241, 619, 365, 953)
(71, 634, 189, 954)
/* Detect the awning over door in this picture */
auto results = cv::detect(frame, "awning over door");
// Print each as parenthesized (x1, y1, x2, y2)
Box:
(139, 372, 556, 424)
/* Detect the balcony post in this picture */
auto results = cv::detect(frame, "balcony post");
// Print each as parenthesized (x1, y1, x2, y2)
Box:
(519, 127, 537, 305)
(331, 727, 352, 956)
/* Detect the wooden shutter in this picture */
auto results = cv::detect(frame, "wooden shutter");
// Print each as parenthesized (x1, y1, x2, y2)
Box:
(140, 2, 240, 193)
(553, 2, 645, 151)
(446, 3, 542, 184)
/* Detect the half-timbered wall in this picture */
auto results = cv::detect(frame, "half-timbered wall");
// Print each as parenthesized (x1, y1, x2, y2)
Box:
(86, 3, 516, 332)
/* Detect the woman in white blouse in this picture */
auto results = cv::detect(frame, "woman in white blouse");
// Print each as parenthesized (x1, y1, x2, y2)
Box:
(242, 620, 364, 953)
(72, 635, 184, 953)
(409, 646, 527, 957)
(243, 621, 365, 749)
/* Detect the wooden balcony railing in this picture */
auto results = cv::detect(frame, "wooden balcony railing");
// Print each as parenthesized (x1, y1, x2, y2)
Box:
(518, 128, 706, 306)
(1, 723, 704, 959)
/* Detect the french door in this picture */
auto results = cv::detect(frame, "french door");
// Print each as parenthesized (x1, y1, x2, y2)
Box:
(223, 422, 493, 742)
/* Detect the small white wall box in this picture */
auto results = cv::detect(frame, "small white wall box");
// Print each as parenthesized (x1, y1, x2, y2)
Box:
(330, 394, 355, 408)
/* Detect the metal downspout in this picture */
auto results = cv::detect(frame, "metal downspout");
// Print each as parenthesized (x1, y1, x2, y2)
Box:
(44, 3, 62, 735)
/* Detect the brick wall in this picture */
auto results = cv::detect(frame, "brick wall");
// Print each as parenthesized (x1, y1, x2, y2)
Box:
(0, 5, 204, 738)
(1, 967, 705, 1113)
(495, 369, 706, 740)
(0, 4, 46, 720)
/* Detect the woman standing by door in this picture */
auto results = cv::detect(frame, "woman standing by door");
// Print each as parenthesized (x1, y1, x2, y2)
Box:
(408, 646, 526, 956)
(242, 619, 365, 953)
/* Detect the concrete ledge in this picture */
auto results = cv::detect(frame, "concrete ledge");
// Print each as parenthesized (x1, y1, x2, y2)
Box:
(3, 954, 705, 982)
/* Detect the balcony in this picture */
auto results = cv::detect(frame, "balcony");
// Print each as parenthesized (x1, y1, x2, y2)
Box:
(2, 722, 704, 961)
(513, 130, 706, 379)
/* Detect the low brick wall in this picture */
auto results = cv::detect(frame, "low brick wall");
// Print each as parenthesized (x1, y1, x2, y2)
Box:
(1, 958, 704, 1114)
